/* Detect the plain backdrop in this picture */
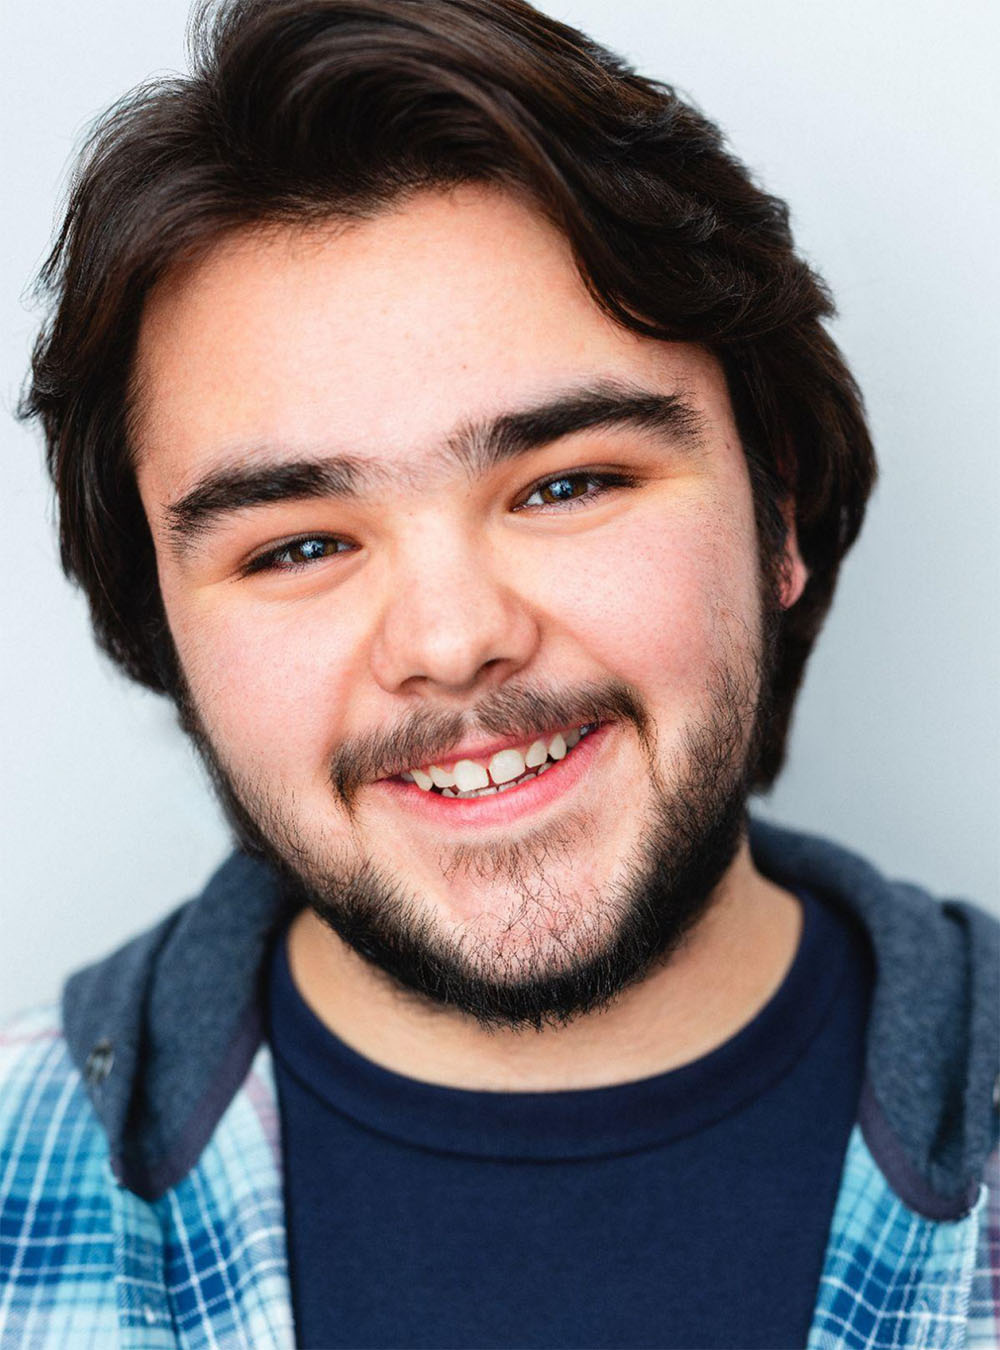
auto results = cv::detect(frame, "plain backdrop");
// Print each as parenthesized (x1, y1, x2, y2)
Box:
(2, 0, 998, 1023)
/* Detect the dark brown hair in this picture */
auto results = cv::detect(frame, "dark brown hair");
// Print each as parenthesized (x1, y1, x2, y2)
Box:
(21, 0, 876, 788)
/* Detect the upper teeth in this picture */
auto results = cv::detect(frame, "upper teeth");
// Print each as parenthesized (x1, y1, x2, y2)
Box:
(402, 725, 592, 792)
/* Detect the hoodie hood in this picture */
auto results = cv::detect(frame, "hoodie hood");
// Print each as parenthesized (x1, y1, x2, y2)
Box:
(62, 818, 999, 1214)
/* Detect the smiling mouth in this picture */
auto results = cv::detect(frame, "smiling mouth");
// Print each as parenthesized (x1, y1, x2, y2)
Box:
(396, 723, 599, 800)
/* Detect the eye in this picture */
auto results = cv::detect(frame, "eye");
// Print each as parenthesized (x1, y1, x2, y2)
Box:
(515, 469, 637, 511)
(242, 534, 354, 575)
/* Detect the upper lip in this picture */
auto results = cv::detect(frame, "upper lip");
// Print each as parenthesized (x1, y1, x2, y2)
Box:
(383, 721, 598, 779)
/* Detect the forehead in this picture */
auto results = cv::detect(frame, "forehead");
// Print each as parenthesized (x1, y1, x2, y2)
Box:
(132, 185, 737, 495)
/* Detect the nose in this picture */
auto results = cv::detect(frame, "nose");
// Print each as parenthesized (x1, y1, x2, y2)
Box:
(369, 528, 540, 697)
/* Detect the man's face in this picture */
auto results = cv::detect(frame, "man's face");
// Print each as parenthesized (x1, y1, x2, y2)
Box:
(134, 186, 804, 1028)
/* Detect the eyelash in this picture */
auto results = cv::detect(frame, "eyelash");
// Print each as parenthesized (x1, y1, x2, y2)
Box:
(513, 468, 637, 511)
(242, 535, 354, 576)
(242, 470, 637, 575)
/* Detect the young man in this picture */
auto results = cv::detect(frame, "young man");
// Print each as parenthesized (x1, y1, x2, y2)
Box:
(1, 1, 997, 1346)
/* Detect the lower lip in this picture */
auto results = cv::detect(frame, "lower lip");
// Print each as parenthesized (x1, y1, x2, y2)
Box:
(374, 723, 614, 829)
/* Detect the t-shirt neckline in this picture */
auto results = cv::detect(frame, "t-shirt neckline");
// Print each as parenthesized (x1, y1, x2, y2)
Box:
(267, 883, 850, 1161)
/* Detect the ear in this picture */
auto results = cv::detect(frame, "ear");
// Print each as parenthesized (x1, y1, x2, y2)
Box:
(778, 499, 809, 609)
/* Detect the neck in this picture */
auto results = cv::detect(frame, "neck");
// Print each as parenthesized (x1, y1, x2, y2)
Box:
(286, 836, 802, 1092)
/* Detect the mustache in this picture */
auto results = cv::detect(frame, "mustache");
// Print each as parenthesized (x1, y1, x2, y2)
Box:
(330, 679, 651, 806)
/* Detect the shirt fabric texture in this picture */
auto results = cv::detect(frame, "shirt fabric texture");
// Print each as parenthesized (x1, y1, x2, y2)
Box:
(0, 817, 997, 1349)
(270, 882, 872, 1349)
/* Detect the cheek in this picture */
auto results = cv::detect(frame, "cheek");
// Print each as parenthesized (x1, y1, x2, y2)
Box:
(535, 498, 759, 704)
(164, 587, 359, 786)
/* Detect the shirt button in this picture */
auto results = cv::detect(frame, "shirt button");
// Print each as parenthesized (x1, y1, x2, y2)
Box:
(84, 1039, 114, 1086)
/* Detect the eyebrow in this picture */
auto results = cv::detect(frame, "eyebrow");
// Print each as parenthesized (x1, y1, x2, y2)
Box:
(163, 380, 706, 551)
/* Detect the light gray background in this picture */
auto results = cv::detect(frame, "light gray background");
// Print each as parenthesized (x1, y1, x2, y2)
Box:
(3, 0, 998, 1023)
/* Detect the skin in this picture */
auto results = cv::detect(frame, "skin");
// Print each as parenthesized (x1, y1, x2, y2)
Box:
(134, 185, 808, 1091)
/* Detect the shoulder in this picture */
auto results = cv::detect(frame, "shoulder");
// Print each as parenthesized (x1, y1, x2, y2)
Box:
(749, 815, 999, 968)
(969, 1145, 1000, 1348)
(0, 1001, 113, 1199)
(751, 816, 999, 1208)
(0, 1002, 82, 1127)
(0, 1006, 119, 1341)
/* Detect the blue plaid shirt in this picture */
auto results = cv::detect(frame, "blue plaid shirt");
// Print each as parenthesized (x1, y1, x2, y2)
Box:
(1, 1003, 997, 1349)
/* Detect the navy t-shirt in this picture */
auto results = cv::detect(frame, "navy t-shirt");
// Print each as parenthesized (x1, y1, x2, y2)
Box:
(268, 885, 872, 1349)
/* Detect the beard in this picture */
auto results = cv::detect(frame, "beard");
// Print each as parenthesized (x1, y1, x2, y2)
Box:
(177, 600, 780, 1034)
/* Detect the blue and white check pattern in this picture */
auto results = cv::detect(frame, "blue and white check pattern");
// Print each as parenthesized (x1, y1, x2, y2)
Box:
(807, 1130, 996, 1349)
(2, 1005, 997, 1349)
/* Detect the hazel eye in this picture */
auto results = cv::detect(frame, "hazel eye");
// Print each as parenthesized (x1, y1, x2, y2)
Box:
(244, 535, 353, 575)
(289, 538, 340, 564)
(517, 470, 636, 511)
